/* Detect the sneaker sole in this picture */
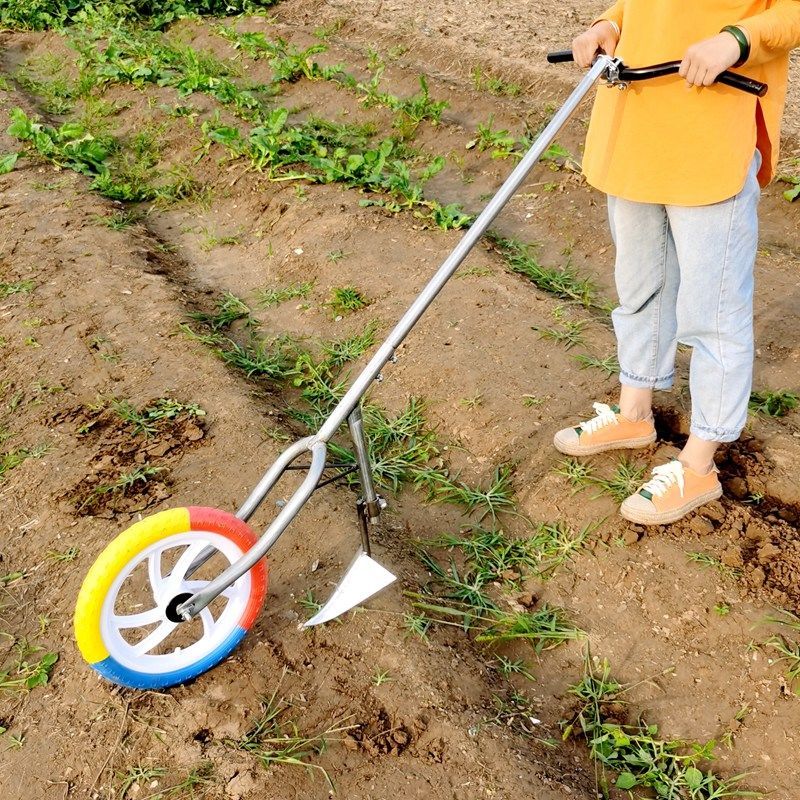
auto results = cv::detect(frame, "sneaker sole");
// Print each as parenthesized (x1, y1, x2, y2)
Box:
(553, 430, 656, 457)
(619, 485, 723, 526)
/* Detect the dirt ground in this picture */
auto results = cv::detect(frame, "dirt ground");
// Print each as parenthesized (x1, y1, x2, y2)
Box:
(1, 3, 799, 800)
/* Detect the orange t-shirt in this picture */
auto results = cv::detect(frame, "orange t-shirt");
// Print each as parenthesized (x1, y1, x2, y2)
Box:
(582, 0, 800, 205)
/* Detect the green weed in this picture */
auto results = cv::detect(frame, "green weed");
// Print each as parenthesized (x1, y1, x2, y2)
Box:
(1, 1, 277, 31)
(0, 444, 49, 481)
(411, 593, 582, 653)
(372, 668, 392, 686)
(414, 464, 517, 524)
(778, 160, 800, 202)
(489, 233, 601, 308)
(219, 335, 300, 381)
(748, 390, 799, 417)
(199, 227, 242, 251)
(403, 612, 432, 640)
(470, 66, 521, 97)
(0, 153, 18, 174)
(535, 318, 587, 350)
(466, 117, 517, 159)
(764, 611, 800, 694)
(80, 464, 164, 510)
(91, 210, 140, 230)
(479, 690, 550, 741)
(556, 456, 644, 504)
(0, 280, 35, 298)
(256, 281, 314, 307)
(686, 551, 741, 580)
(491, 656, 536, 681)
(573, 353, 620, 378)
(327, 286, 370, 317)
(188, 291, 255, 331)
(110, 397, 205, 437)
(0, 642, 58, 693)
(116, 766, 168, 798)
(565, 654, 761, 798)
(321, 321, 379, 367)
(539, 142, 580, 172)
(47, 545, 80, 563)
(323, 396, 438, 491)
(226, 683, 355, 790)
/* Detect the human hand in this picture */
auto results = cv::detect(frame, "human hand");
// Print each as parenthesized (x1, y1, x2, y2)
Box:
(679, 32, 743, 87)
(571, 21, 619, 68)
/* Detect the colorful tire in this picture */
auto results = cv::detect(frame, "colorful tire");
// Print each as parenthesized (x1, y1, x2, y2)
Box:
(74, 506, 267, 689)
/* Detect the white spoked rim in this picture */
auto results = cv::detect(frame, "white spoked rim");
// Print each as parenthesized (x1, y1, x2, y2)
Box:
(100, 531, 251, 674)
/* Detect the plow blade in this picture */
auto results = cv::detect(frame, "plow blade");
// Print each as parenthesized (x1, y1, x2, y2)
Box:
(303, 551, 396, 627)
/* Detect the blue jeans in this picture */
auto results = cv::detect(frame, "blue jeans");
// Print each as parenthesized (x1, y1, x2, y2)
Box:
(608, 152, 761, 443)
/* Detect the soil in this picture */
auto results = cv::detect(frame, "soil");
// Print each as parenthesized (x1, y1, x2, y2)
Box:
(0, 4, 799, 800)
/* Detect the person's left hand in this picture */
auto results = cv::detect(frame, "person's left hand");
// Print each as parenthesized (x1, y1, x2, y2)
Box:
(679, 32, 743, 87)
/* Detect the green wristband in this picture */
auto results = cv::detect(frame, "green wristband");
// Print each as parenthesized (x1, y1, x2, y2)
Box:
(721, 25, 750, 67)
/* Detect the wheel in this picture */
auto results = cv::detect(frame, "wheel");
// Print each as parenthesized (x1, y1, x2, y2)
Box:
(74, 506, 267, 689)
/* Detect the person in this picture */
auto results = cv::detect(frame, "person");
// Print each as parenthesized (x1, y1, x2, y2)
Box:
(553, 1, 800, 525)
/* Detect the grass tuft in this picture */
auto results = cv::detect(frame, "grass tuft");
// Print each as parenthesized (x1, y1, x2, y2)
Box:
(226, 680, 355, 790)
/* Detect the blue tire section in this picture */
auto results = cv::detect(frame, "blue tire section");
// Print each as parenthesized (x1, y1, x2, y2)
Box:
(90, 626, 248, 689)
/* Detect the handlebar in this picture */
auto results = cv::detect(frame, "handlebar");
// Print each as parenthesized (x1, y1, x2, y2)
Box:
(546, 50, 768, 97)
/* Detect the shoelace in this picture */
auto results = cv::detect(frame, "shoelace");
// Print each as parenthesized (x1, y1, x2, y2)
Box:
(640, 460, 685, 498)
(579, 402, 618, 435)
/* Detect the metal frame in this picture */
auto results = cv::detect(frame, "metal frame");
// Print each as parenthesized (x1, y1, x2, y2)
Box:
(176, 55, 616, 622)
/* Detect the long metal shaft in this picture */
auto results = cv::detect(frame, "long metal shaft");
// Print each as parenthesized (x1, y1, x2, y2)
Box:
(178, 57, 609, 619)
(314, 56, 610, 443)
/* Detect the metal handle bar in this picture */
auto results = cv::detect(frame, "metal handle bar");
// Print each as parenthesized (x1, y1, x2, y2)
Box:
(547, 50, 768, 97)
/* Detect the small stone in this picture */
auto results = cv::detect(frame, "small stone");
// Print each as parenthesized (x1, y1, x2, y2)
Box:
(724, 477, 748, 500)
(392, 730, 410, 745)
(745, 522, 767, 541)
(703, 500, 725, 522)
(689, 516, 715, 536)
(184, 423, 204, 441)
(778, 508, 798, 523)
(622, 528, 640, 546)
(757, 542, 780, 562)
(721, 547, 744, 568)
(750, 566, 766, 586)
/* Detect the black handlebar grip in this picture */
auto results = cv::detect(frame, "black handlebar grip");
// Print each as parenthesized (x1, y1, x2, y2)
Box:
(716, 70, 768, 97)
(547, 50, 575, 63)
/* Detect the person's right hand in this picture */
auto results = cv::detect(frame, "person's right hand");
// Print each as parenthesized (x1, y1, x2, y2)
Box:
(571, 21, 620, 68)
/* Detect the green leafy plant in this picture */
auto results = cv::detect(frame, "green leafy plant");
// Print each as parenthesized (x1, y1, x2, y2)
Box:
(0, 642, 58, 693)
(109, 397, 205, 437)
(565, 654, 761, 798)
(0, 280, 35, 298)
(535, 318, 587, 350)
(321, 321, 379, 368)
(556, 456, 645, 505)
(686, 551, 741, 580)
(466, 117, 517, 159)
(748, 389, 799, 417)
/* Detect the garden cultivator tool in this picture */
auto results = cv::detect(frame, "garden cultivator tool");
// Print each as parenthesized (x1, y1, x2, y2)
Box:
(74, 54, 766, 689)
